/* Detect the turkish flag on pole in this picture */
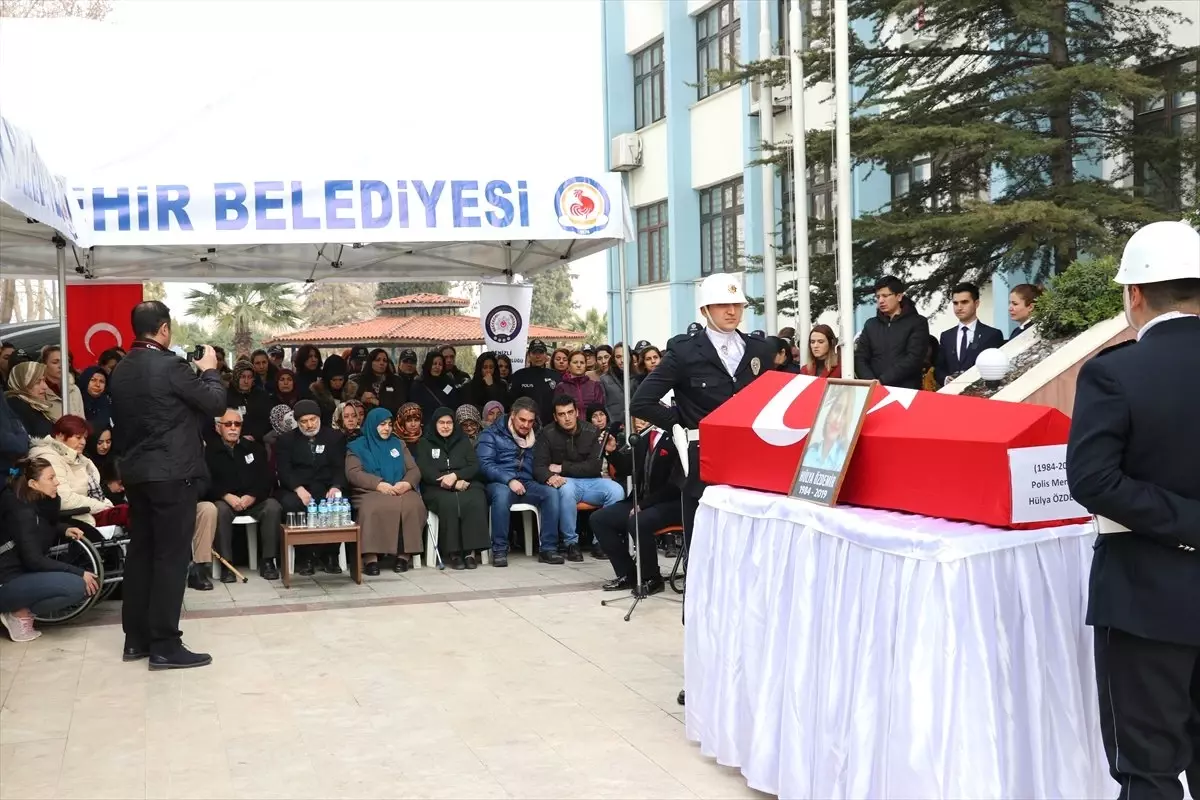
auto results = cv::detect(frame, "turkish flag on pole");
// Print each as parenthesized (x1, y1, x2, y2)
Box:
(65, 284, 143, 368)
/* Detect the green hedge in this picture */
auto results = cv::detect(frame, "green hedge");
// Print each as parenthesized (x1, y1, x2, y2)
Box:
(1032, 256, 1124, 340)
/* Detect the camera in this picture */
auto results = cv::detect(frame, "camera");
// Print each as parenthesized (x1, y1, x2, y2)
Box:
(185, 345, 207, 361)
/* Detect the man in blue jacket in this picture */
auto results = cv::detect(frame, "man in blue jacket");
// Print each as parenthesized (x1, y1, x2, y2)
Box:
(476, 397, 561, 568)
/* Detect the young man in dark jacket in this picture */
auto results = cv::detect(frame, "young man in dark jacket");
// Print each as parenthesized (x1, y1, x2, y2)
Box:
(108, 301, 227, 670)
(273, 399, 347, 576)
(592, 417, 682, 595)
(533, 395, 624, 562)
(854, 275, 930, 390)
(206, 408, 283, 583)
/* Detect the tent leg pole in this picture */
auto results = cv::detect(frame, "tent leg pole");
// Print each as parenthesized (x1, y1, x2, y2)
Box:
(55, 237, 70, 416)
(617, 173, 632, 440)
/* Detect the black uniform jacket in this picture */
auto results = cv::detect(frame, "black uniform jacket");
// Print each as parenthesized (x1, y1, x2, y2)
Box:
(610, 427, 680, 510)
(1066, 316, 1200, 646)
(630, 328, 775, 497)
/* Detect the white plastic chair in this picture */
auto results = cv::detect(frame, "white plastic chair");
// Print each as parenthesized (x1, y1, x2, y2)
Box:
(509, 503, 541, 557)
(426, 510, 490, 567)
(213, 515, 260, 574)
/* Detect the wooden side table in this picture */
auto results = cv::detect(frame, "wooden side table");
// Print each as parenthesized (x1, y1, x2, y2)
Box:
(280, 525, 362, 589)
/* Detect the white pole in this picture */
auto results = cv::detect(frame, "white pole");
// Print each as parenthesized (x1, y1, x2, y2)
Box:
(833, 0, 856, 378)
(617, 172, 633, 440)
(759, 0, 778, 333)
(55, 238, 71, 415)
(789, 0, 811, 350)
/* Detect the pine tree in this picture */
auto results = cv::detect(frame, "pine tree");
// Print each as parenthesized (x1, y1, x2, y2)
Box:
(302, 282, 378, 327)
(529, 265, 576, 329)
(716, 0, 1197, 320)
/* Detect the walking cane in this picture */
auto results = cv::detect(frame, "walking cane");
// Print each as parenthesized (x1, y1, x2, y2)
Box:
(212, 550, 248, 583)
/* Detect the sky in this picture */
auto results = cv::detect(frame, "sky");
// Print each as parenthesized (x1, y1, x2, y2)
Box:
(0, 0, 609, 321)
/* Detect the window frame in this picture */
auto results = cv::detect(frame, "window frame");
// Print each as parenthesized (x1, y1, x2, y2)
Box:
(1134, 57, 1198, 213)
(807, 163, 835, 256)
(698, 178, 746, 277)
(696, 0, 741, 101)
(633, 39, 666, 130)
(780, 0, 828, 53)
(636, 201, 669, 286)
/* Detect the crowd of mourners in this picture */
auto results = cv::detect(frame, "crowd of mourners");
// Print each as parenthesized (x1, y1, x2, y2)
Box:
(0, 275, 1043, 642)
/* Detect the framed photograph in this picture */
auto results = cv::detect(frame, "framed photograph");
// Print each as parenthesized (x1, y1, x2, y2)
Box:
(791, 379, 878, 506)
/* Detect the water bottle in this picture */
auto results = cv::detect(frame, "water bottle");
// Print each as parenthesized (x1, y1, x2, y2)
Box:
(306, 499, 318, 528)
(340, 498, 351, 527)
(319, 499, 330, 528)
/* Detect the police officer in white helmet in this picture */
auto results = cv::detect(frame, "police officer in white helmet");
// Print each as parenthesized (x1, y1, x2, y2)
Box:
(1066, 219, 1200, 799)
(630, 273, 776, 705)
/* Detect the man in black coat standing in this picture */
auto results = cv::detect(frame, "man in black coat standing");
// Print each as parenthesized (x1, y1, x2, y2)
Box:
(854, 275, 930, 390)
(1066, 220, 1200, 800)
(934, 281, 1007, 386)
(109, 301, 227, 670)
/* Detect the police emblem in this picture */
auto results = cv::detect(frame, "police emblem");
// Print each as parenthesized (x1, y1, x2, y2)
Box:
(485, 304, 523, 344)
(750, 357, 761, 375)
(554, 177, 611, 235)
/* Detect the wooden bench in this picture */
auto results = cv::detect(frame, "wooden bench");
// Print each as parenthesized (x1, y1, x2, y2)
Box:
(280, 524, 362, 588)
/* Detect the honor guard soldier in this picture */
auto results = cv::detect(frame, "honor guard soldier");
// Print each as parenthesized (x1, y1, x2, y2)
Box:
(1066, 220, 1200, 800)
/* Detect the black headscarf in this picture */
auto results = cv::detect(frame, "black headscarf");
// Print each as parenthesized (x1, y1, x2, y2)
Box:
(321, 354, 348, 402)
(421, 406, 465, 450)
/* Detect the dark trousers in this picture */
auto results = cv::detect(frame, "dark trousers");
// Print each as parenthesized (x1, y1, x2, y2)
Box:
(215, 498, 283, 564)
(275, 489, 339, 562)
(122, 479, 197, 656)
(1095, 626, 1200, 799)
(591, 499, 681, 582)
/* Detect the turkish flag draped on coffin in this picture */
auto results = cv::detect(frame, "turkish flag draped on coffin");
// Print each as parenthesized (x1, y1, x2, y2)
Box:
(65, 284, 143, 368)
(699, 372, 1089, 529)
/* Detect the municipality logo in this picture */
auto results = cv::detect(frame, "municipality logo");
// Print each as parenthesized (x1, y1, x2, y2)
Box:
(485, 304, 523, 344)
(554, 177, 610, 235)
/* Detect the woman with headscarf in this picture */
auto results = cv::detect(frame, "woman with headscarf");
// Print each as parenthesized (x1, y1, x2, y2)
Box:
(393, 402, 423, 450)
(464, 352, 507, 413)
(356, 348, 406, 413)
(263, 403, 296, 469)
(345, 407, 428, 575)
(333, 399, 366, 442)
(292, 345, 323, 399)
(482, 400, 504, 430)
(226, 361, 274, 441)
(412, 351, 462, 423)
(6, 362, 55, 439)
(311, 354, 348, 425)
(454, 404, 483, 446)
(75, 366, 112, 432)
(272, 368, 300, 407)
(416, 407, 488, 570)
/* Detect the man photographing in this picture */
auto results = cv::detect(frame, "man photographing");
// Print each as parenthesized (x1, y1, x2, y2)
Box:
(109, 301, 227, 670)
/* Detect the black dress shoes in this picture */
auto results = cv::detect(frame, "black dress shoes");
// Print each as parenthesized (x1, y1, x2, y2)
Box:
(565, 544, 584, 563)
(590, 544, 608, 560)
(464, 554, 478, 570)
(393, 556, 410, 574)
(219, 564, 237, 583)
(450, 554, 465, 570)
(322, 554, 343, 574)
(187, 563, 213, 591)
(260, 558, 280, 581)
(602, 576, 632, 592)
(297, 557, 316, 577)
(635, 575, 665, 598)
(364, 561, 381, 577)
(539, 550, 565, 565)
(122, 642, 149, 662)
(148, 645, 213, 671)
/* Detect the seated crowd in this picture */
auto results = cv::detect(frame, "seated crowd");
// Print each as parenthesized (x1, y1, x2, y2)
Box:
(0, 272, 1040, 638)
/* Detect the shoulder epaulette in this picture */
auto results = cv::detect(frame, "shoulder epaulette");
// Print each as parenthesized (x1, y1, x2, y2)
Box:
(1093, 338, 1137, 358)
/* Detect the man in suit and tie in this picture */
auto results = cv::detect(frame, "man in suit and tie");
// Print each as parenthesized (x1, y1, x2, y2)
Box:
(591, 416, 681, 596)
(935, 282, 1006, 386)
(1066, 220, 1200, 800)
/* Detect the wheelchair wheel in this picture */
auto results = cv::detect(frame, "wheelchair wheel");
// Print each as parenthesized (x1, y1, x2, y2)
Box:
(668, 537, 686, 595)
(92, 536, 126, 604)
(32, 537, 104, 625)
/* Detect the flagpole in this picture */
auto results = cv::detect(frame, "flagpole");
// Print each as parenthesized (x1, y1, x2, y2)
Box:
(759, 0, 778, 334)
(789, 0, 810, 351)
(833, 0, 856, 378)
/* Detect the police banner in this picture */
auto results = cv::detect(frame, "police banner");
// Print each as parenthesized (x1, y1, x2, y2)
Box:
(480, 282, 533, 371)
(71, 173, 624, 247)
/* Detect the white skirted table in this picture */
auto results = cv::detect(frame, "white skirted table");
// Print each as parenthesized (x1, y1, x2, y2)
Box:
(684, 485, 1112, 800)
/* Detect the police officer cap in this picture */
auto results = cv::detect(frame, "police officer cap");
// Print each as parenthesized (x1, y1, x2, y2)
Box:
(267, 344, 284, 357)
(350, 345, 370, 362)
(750, 329, 766, 338)
(581, 343, 595, 353)
(1116, 220, 1200, 285)
(527, 339, 548, 354)
(633, 339, 652, 353)
(686, 322, 703, 335)
(399, 349, 418, 363)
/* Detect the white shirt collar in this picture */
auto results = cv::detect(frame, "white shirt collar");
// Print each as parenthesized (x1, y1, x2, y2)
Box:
(706, 326, 744, 377)
(958, 318, 978, 335)
(1137, 311, 1198, 341)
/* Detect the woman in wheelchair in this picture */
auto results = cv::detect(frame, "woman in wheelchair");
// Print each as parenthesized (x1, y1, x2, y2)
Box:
(0, 457, 100, 641)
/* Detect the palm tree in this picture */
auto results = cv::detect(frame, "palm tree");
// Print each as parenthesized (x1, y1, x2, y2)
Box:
(569, 308, 608, 343)
(185, 283, 302, 359)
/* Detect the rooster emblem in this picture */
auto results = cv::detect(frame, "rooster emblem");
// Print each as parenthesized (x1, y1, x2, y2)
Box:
(568, 189, 596, 219)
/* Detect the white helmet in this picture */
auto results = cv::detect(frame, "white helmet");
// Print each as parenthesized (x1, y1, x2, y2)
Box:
(1115, 220, 1200, 285)
(697, 273, 747, 308)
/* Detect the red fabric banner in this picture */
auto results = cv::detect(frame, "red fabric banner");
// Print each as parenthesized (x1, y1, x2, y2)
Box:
(699, 372, 1089, 529)
(65, 284, 143, 368)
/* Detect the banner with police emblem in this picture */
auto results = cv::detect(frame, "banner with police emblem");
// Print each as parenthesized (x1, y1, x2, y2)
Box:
(480, 281, 533, 370)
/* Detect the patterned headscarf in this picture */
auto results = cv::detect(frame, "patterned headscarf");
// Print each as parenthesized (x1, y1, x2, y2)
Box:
(455, 404, 483, 444)
(269, 404, 296, 435)
(395, 402, 423, 446)
(5, 361, 54, 420)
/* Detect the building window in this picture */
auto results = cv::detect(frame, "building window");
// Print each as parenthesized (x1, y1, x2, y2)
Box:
(636, 201, 669, 285)
(697, 0, 741, 100)
(780, 163, 794, 257)
(780, 0, 828, 53)
(699, 179, 745, 276)
(633, 39, 665, 130)
(1134, 58, 1197, 212)
(808, 163, 835, 255)
(891, 155, 986, 211)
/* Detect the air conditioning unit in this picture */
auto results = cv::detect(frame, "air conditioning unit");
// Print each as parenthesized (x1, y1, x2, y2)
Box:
(749, 78, 794, 117)
(896, 21, 937, 49)
(610, 133, 644, 172)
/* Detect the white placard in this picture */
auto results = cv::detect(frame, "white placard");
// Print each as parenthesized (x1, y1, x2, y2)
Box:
(1008, 444, 1088, 524)
(480, 281, 534, 371)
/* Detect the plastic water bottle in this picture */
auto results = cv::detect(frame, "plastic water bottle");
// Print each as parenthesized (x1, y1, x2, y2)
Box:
(319, 499, 330, 528)
(340, 498, 351, 527)
(306, 499, 318, 528)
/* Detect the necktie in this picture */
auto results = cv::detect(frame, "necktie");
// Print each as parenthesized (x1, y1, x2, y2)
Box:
(959, 326, 969, 361)
(649, 430, 660, 451)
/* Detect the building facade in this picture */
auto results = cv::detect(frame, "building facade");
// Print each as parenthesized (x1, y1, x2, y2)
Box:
(602, 0, 1197, 352)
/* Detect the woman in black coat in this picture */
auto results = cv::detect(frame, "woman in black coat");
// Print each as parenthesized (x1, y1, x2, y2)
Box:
(411, 352, 463, 424)
(0, 457, 99, 641)
(5, 362, 55, 440)
(356, 348, 407, 414)
(464, 352, 507, 412)
(414, 407, 489, 570)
